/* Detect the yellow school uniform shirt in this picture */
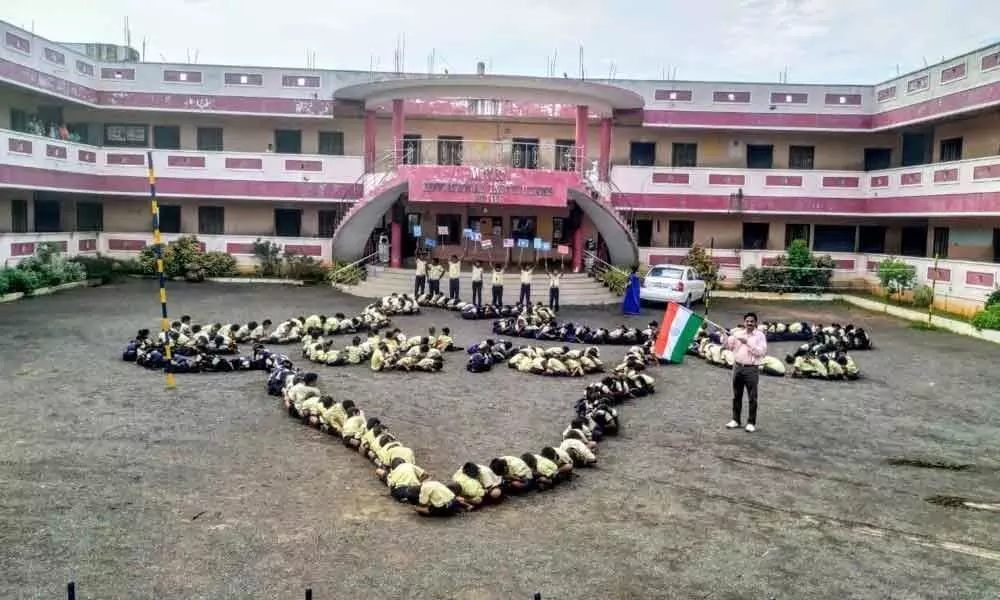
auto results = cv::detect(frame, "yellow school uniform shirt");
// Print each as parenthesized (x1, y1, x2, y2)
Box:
(387, 463, 426, 489)
(520, 269, 533, 284)
(428, 265, 444, 281)
(452, 470, 486, 501)
(342, 415, 366, 439)
(360, 428, 379, 450)
(548, 273, 561, 288)
(470, 265, 483, 282)
(448, 261, 461, 278)
(491, 269, 504, 285)
(534, 455, 559, 478)
(386, 445, 416, 465)
(375, 441, 401, 466)
(370, 348, 385, 371)
(414, 258, 427, 276)
(477, 464, 503, 488)
(304, 315, 322, 329)
(560, 438, 595, 461)
(502, 456, 533, 479)
(418, 481, 456, 508)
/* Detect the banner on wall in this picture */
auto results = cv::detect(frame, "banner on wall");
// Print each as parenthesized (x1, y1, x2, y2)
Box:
(503, 238, 515, 248)
(402, 165, 577, 208)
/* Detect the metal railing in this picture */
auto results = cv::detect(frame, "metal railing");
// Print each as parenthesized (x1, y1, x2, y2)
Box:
(584, 249, 626, 278)
(383, 138, 589, 173)
(328, 250, 380, 285)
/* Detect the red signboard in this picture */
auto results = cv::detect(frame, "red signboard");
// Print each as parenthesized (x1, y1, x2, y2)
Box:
(400, 166, 578, 208)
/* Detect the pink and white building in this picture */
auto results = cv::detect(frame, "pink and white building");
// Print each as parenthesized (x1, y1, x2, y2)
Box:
(1, 21, 999, 308)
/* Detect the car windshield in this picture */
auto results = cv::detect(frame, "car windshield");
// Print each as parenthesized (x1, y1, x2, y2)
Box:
(647, 267, 685, 279)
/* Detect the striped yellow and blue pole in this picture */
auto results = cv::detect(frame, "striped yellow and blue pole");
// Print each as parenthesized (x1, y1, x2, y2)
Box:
(148, 151, 176, 389)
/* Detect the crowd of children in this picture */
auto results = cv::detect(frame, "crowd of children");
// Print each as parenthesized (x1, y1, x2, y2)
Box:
(268, 341, 657, 517)
(493, 316, 658, 346)
(688, 321, 868, 381)
(301, 325, 458, 372)
(414, 252, 568, 311)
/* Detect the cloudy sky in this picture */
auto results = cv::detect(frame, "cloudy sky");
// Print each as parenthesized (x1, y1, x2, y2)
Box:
(2, 0, 998, 84)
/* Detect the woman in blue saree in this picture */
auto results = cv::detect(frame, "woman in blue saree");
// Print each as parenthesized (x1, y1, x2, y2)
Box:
(623, 266, 642, 316)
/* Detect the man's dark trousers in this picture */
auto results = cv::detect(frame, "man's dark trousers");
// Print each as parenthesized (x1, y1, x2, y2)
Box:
(732, 364, 759, 425)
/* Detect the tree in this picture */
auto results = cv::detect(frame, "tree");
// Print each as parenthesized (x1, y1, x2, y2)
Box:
(877, 257, 916, 301)
(681, 244, 720, 287)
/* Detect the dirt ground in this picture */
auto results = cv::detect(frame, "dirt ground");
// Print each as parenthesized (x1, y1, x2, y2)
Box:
(1, 281, 999, 600)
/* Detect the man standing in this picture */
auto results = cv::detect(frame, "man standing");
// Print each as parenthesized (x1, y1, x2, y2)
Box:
(722, 312, 767, 432)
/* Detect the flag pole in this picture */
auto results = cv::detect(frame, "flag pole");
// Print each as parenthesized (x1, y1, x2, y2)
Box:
(148, 150, 176, 390)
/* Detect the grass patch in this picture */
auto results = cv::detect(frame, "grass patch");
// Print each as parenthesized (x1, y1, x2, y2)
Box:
(909, 321, 940, 332)
(839, 290, 973, 323)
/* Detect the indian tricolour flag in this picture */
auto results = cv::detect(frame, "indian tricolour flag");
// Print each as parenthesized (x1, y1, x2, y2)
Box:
(653, 302, 705, 364)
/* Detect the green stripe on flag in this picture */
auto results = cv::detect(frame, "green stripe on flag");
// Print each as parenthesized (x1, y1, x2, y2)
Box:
(668, 308, 704, 363)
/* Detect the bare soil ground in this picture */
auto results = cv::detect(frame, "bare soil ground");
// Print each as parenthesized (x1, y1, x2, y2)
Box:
(1, 281, 999, 600)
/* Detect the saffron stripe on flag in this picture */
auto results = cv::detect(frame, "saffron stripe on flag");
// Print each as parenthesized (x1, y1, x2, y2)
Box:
(654, 301, 705, 364)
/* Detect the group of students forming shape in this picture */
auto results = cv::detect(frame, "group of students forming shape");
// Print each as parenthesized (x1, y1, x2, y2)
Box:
(302, 325, 458, 372)
(690, 321, 872, 381)
(269, 342, 655, 516)
(414, 253, 567, 311)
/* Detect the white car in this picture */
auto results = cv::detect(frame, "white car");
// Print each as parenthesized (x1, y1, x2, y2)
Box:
(639, 264, 707, 306)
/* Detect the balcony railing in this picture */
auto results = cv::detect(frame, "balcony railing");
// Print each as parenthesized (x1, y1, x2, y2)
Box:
(382, 139, 592, 174)
(610, 154, 1000, 213)
(0, 128, 365, 197)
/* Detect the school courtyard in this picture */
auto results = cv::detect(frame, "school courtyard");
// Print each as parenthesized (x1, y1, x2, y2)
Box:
(0, 281, 998, 600)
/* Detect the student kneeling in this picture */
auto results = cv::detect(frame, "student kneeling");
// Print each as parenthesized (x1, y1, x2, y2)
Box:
(414, 481, 473, 517)
(379, 458, 429, 504)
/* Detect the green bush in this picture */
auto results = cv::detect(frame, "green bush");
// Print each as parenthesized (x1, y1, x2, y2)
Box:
(138, 237, 237, 280)
(71, 254, 139, 284)
(252, 239, 283, 278)
(284, 253, 326, 283)
(986, 289, 1000, 309)
(7, 268, 42, 293)
(327, 260, 366, 286)
(680, 245, 719, 286)
(14, 243, 88, 290)
(0, 269, 10, 296)
(877, 257, 916, 300)
(971, 305, 1000, 330)
(738, 241, 834, 293)
(912, 284, 935, 308)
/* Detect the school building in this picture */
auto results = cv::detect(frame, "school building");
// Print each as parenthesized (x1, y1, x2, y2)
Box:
(1, 20, 1000, 308)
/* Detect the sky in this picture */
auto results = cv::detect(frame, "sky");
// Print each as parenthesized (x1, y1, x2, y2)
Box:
(2, 0, 999, 84)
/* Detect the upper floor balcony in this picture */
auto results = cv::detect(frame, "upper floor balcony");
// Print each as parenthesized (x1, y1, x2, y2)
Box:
(610, 154, 1000, 217)
(0, 128, 364, 201)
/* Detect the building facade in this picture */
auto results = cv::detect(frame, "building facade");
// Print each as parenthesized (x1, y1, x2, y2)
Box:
(2, 20, 1000, 306)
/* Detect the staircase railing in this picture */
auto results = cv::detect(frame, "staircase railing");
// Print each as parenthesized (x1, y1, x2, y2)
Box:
(328, 250, 381, 285)
(583, 249, 626, 279)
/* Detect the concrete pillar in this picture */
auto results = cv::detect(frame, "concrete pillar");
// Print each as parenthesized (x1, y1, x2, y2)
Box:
(598, 117, 612, 181)
(390, 221, 402, 268)
(574, 105, 588, 174)
(391, 99, 405, 167)
(363, 110, 376, 173)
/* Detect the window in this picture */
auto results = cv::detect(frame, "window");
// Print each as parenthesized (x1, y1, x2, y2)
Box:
(858, 226, 886, 254)
(318, 131, 345, 156)
(274, 129, 302, 154)
(554, 139, 576, 171)
(10, 199, 28, 233)
(436, 213, 462, 245)
(813, 225, 856, 252)
(746, 144, 774, 169)
(34, 199, 61, 232)
(667, 220, 694, 248)
(901, 132, 932, 167)
(671, 143, 697, 167)
(510, 216, 537, 241)
(103, 124, 148, 147)
(274, 208, 302, 237)
(198, 206, 225, 235)
(159, 205, 182, 233)
(468, 216, 503, 238)
(932, 227, 949, 258)
(76, 201, 103, 231)
(785, 223, 810, 248)
(648, 266, 685, 278)
(629, 142, 656, 166)
(67, 123, 90, 144)
(318, 209, 341, 237)
(402, 134, 422, 165)
(993, 229, 1000, 263)
(900, 226, 927, 257)
(864, 148, 892, 171)
(437, 136, 463, 166)
(511, 138, 539, 169)
(788, 145, 815, 170)
(742, 222, 770, 250)
(551, 217, 566, 243)
(152, 125, 181, 150)
(196, 127, 224, 151)
(939, 137, 963, 162)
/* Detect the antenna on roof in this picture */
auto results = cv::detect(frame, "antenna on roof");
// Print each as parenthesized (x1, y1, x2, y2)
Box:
(194, 49, 199, 65)
(578, 45, 585, 80)
(896, 64, 900, 75)
(141, 37, 147, 62)
(608, 61, 617, 81)
(427, 49, 436, 74)
(922, 56, 928, 66)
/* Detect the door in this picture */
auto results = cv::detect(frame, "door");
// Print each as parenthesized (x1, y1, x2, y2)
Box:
(404, 213, 422, 258)
(742, 222, 770, 250)
(34, 199, 61, 232)
(994, 229, 1000, 263)
(901, 132, 932, 166)
(629, 142, 656, 166)
(745, 144, 774, 169)
(274, 129, 302, 154)
(931, 227, 949, 259)
(900, 225, 928, 257)
(635, 219, 654, 247)
(152, 125, 181, 149)
(511, 138, 539, 169)
(274, 208, 302, 237)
